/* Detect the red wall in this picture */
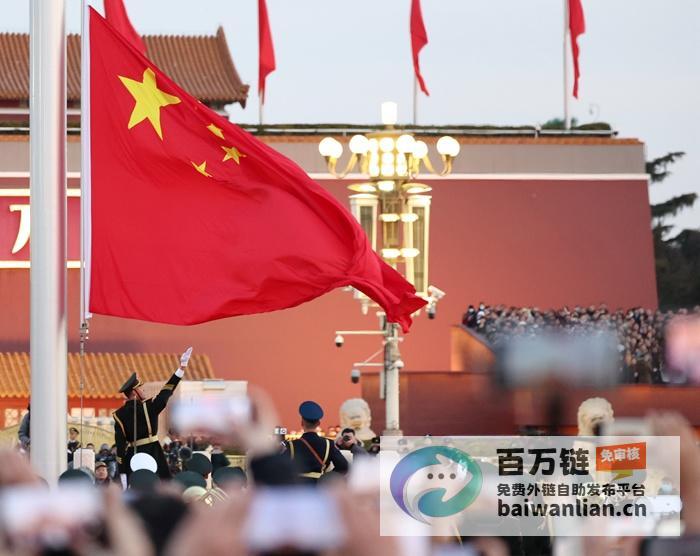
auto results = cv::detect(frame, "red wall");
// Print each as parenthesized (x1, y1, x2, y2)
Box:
(0, 178, 657, 426)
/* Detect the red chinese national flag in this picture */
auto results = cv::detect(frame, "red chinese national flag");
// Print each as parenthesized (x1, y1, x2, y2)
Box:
(87, 9, 426, 331)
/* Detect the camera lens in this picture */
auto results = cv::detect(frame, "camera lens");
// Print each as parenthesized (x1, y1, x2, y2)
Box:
(342, 435, 351, 442)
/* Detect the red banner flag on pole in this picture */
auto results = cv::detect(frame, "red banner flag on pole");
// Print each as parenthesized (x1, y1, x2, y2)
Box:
(103, 0, 145, 55)
(85, 9, 426, 332)
(568, 0, 585, 98)
(410, 0, 430, 96)
(258, 0, 276, 104)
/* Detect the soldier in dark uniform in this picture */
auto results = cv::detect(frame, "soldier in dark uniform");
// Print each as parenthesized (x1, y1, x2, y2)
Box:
(113, 347, 192, 483)
(285, 401, 348, 484)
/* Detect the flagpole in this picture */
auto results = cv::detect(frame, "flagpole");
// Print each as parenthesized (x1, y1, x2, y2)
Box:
(563, 0, 570, 130)
(259, 92, 263, 126)
(80, 0, 92, 329)
(29, 0, 68, 482)
(412, 76, 418, 125)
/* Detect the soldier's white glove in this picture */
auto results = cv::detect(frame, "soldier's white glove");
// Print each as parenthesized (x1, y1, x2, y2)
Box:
(120, 473, 127, 490)
(180, 347, 193, 369)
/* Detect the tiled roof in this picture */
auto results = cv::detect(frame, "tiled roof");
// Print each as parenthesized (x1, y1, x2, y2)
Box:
(0, 29, 248, 106)
(0, 352, 215, 399)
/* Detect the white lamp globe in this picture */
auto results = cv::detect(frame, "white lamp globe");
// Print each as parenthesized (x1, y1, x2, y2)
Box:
(396, 134, 416, 153)
(319, 137, 343, 159)
(379, 137, 395, 153)
(412, 140, 428, 159)
(349, 134, 370, 155)
(437, 136, 460, 157)
(380, 101, 398, 126)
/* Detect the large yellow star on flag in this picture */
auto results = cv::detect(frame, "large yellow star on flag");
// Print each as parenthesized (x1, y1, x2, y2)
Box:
(191, 161, 212, 177)
(207, 123, 224, 139)
(118, 68, 180, 140)
(222, 145, 246, 164)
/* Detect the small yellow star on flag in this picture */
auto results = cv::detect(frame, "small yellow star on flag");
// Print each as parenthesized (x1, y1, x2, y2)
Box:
(192, 161, 212, 177)
(222, 145, 246, 164)
(207, 123, 224, 139)
(118, 68, 180, 140)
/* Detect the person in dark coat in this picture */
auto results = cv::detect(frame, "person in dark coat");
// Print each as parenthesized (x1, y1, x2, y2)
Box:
(285, 401, 348, 484)
(113, 347, 192, 484)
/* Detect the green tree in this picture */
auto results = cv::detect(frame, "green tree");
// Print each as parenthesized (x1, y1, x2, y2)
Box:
(647, 152, 700, 308)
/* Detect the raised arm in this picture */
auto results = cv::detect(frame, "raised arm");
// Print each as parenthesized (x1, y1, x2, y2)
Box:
(151, 347, 192, 415)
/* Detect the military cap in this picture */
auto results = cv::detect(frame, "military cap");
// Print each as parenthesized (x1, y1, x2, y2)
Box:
(299, 400, 323, 421)
(185, 453, 212, 477)
(173, 470, 207, 489)
(58, 469, 93, 485)
(129, 469, 160, 492)
(212, 466, 247, 488)
(178, 446, 193, 462)
(69, 427, 79, 435)
(119, 372, 143, 394)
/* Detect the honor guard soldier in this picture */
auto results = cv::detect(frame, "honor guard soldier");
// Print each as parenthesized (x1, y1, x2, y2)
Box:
(114, 347, 192, 484)
(286, 401, 348, 484)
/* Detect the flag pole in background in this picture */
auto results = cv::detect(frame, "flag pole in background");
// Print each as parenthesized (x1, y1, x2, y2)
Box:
(410, 0, 429, 125)
(565, 0, 586, 130)
(29, 0, 68, 482)
(563, 0, 570, 130)
(258, 0, 276, 126)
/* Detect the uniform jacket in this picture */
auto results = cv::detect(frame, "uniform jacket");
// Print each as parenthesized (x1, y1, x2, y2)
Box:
(113, 371, 181, 478)
(286, 431, 349, 484)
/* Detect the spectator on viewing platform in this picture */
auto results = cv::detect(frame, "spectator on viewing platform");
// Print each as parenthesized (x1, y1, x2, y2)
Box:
(464, 303, 700, 383)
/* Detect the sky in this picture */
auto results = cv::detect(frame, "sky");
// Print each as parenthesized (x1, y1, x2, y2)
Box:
(5, 0, 699, 231)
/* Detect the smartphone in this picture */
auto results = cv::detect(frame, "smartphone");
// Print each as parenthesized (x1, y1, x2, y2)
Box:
(244, 487, 345, 552)
(666, 315, 700, 384)
(171, 394, 252, 435)
(641, 536, 700, 556)
(600, 418, 653, 437)
(0, 485, 102, 548)
(496, 330, 619, 388)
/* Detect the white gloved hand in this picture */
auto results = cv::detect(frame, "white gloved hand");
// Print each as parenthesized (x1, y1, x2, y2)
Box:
(180, 347, 193, 368)
(120, 473, 127, 490)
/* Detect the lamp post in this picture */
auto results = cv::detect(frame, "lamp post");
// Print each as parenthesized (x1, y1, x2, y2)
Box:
(322, 102, 459, 435)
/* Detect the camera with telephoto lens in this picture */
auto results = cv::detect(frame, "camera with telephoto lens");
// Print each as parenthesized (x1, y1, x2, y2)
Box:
(342, 434, 352, 443)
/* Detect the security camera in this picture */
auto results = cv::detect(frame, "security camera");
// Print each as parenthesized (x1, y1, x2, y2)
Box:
(394, 359, 405, 370)
(335, 334, 344, 348)
(427, 304, 437, 320)
(350, 368, 361, 384)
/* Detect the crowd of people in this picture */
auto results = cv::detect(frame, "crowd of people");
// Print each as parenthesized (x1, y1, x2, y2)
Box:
(1, 396, 699, 556)
(463, 303, 700, 383)
(0, 332, 697, 555)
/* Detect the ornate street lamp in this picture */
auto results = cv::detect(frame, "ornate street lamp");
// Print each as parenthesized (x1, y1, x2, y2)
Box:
(322, 102, 459, 435)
